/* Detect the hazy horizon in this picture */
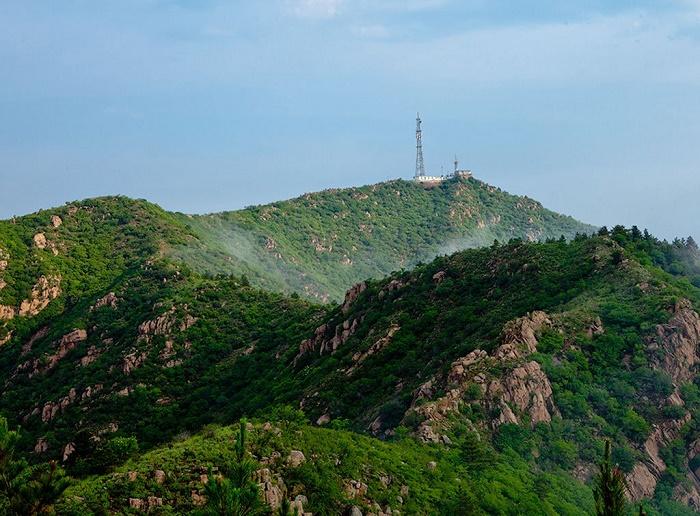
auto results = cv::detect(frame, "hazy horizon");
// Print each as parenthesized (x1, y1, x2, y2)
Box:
(1, 1, 699, 241)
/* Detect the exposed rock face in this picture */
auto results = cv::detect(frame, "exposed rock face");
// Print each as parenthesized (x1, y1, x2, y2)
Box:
(19, 328, 87, 378)
(287, 450, 306, 467)
(33, 233, 47, 249)
(586, 316, 605, 339)
(296, 315, 363, 361)
(626, 414, 692, 502)
(91, 292, 118, 310)
(432, 271, 446, 283)
(653, 299, 700, 384)
(620, 299, 700, 507)
(407, 312, 557, 441)
(0, 248, 8, 271)
(123, 351, 147, 375)
(62, 442, 75, 462)
(34, 437, 49, 453)
(342, 282, 367, 314)
(37, 384, 103, 423)
(138, 305, 197, 341)
(485, 361, 558, 428)
(344, 480, 368, 499)
(80, 345, 103, 367)
(0, 305, 14, 321)
(494, 311, 551, 360)
(255, 468, 284, 510)
(50, 215, 62, 228)
(18, 275, 61, 317)
(347, 324, 400, 375)
(21, 327, 49, 356)
(127, 305, 196, 372)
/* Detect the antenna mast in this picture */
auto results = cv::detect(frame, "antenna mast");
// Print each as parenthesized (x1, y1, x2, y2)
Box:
(415, 113, 425, 179)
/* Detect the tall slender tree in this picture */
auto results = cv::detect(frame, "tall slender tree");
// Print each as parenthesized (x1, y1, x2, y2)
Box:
(201, 418, 264, 516)
(593, 441, 627, 516)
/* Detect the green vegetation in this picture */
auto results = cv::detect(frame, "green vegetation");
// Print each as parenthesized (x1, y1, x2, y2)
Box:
(57, 414, 595, 515)
(171, 177, 595, 301)
(0, 184, 699, 514)
(594, 441, 627, 516)
(0, 416, 70, 515)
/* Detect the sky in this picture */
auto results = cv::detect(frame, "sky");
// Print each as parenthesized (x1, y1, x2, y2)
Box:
(0, 0, 699, 240)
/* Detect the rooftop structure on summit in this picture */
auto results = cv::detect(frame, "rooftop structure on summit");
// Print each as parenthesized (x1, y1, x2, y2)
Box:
(413, 114, 473, 183)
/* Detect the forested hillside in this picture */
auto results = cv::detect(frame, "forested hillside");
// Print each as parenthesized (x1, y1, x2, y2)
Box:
(2, 185, 699, 515)
(171, 177, 595, 301)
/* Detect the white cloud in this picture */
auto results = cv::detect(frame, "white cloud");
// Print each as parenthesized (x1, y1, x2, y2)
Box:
(352, 24, 390, 38)
(291, 0, 343, 19)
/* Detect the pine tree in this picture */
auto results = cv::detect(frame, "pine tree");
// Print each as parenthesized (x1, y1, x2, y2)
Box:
(460, 430, 488, 470)
(0, 417, 70, 515)
(202, 418, 264, 516)
(687, 236, 698, 251)
(593, 441, 627, 516)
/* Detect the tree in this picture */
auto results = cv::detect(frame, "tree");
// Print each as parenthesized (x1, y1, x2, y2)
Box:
(687, 236, 698, 251)
(0, 416, 70, 515)
(201, 418, 264, 516)
(593, 441, 626, 516)
(15, 461, 71, 515)
(460, 430, 488, 470)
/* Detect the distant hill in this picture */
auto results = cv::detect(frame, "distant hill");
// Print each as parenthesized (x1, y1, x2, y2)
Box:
(170, 177, 596, 301)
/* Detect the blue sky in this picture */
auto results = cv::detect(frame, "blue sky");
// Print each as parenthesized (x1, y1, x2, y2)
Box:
(0, 0, 698, 240)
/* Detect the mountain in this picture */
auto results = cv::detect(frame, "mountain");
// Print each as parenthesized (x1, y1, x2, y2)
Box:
(169, 177, 595, 301)
(3, 182, 700, 514)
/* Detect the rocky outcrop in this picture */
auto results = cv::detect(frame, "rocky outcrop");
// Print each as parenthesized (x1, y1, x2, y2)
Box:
(34, 437, 49, 453)
(36, 384, 103, 423)
(626, 413, 692, 502)
(407, 311, 557, 441)
(18, 328, 87, 378)
(0, 331, 11, 346)
(296, 315, 363, 361)
(91, 292, 118, 310)
(485, 361, 558, 428)
(344, 480, 368, 499)
(621, 300, 700, 506)
(494, 311, 551, 360)
(652, 299, 700, 384)
(0, 305, 15, 321)
(138, 305, 197, 341)
(287, 450, 306, 467)
(0, 248, 8, 271)
(80, 345, 103, 367)
(346, 325, 400, 375)
(123, 351, 147, 375)
(342, 282, 367, 314)
(432, 271, 446, 283)
(254, 468, 285, 510)
(21, 327, 49, 356)
(50, 215, 62, 228)
(62, 442, 75, 462)
(18, 275, 61, 317)
(33, 233, 47, 249)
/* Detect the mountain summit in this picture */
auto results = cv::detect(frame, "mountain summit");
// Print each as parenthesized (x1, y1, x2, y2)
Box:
(171, 176, 595, 301)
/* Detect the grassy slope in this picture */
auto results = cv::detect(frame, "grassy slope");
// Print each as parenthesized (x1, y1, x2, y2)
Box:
(170, 177, 595, 301)
(58, 417, 594, 515)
